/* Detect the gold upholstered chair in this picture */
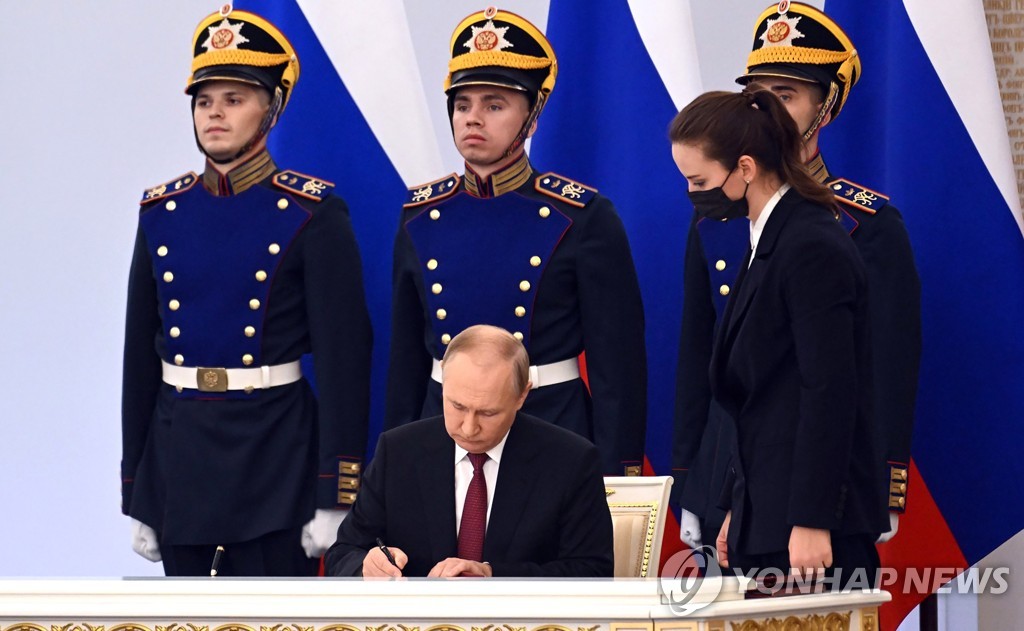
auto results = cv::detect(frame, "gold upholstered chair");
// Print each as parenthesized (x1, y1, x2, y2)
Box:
(604, 475, 673, 578)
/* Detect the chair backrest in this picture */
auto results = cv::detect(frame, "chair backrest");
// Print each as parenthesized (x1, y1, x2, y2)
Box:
(604, 475, 673, 578)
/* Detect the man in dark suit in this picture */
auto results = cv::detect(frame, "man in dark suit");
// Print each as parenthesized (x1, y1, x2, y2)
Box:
(385, 8, 646, 478)
(327, 325, 613, 578)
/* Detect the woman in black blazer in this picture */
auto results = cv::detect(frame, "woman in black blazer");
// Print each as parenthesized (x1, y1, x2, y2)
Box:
(669, 89, 888, 588)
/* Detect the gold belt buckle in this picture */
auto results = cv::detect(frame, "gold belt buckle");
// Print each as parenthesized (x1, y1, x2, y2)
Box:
(197, 367, 228, 392)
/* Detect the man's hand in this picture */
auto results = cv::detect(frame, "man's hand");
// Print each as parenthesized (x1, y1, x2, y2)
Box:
(789, 526, 832, 579)
(679, 509, 703, 549)
(716, 511, 731, 568)
(302, 508, 349, 558)
(130, 518, 161, 562)
(427, 557, 493, 578)
(362, 545, 408, 578)
(877, 512, 899, 543)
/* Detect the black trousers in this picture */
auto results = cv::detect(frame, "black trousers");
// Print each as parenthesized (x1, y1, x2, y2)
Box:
(161, 526, 318, 577)
(729, 533, 880, 591)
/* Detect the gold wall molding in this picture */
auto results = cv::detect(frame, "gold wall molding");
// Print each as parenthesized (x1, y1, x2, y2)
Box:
(729, 611, 851, 631)
(858, 608, 878, 631)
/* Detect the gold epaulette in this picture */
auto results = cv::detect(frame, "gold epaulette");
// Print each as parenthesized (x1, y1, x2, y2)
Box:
(273, 169, 335, 202)
(404, 173, 460, 208)
(827, 177, 889, 214)
(534, 172, 597, 208)
(140, 172, 198, 204)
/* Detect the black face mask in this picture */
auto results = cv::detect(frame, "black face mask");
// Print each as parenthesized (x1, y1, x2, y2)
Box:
(687, 167, 750, 221)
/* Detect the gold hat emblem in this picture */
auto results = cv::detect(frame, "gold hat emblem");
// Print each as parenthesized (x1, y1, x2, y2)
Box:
(202, 18, 250, 52)
(767, 21, 791, 43)
(464, 19, 513, 53)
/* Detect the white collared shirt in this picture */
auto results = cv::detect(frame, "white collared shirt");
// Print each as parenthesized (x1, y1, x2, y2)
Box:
(454, 430, 510, 535)
(749, 183, 792, 268)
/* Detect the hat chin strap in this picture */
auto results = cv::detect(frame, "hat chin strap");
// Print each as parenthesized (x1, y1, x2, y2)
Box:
(499, 91, 548, 160)
(196, 87, 284, 165)
(803, 81, 838, 142)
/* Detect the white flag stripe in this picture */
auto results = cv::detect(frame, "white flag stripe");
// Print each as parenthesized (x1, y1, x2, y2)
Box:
(296, 0, 444, 185)
(628, 0, 704, 111)
(904, 0, 1024, 234)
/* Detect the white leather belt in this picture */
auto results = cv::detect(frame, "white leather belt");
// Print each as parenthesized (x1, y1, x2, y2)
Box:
(431, 357, 579, 389)
(161, 360, 302, 393)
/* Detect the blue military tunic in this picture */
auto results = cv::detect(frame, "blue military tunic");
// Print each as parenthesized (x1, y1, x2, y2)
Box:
(121, 151, 372, 545)
(672, 152, 921, 531)
(386, 154, 647, 475)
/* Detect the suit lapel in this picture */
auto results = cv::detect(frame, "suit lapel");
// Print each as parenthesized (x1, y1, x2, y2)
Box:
(483, 417, 541, 561)
(712, 191, 800, 381)
(414, 428, 458, 561)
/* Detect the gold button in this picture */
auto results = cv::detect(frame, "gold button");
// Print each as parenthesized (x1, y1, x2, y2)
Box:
(538, 206, 550, 218)
(436, 309, 447, 320)
(244, 386, 255, 394)
(426, 259, 438, 271)
(166, 200, 176, 211)
(163, 271, 174, 283)
(429, 209, 441, 220)
(255, 270, 268, 282)
(513, 331, 524, 341)
(242, 353, 254, 366)
(529, 256, 541, 267)
(719, 285, 730, 296)
(169, 326, 180, 338)
(249, 298, 261, 310)
(157, 246, 168, 257)
(715, 260, 726, 271)
(277, 198, 289, 210)
(441, 333, 452, 344)
(432, 283, 443, 295)
(176, 385, 183, 393)
(174, 354, 184, 366)
(268, 243, 281, 255)
(244, 326, 256, 338)
(519, 280, 531, 292)
(169, 299, 180, 311)
(515, 306, 526, 318)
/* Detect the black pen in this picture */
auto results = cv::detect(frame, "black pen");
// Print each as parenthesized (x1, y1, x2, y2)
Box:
(376, 537, 399, 567)
(210, 545, 225, 577)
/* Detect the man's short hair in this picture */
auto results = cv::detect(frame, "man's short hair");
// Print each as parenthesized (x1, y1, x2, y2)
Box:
(442, 325, 530, 397)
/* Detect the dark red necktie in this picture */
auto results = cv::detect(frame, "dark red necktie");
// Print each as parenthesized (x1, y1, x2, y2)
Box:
(457, 452, 489, 562)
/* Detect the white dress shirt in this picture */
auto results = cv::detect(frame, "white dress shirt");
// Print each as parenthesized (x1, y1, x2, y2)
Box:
(453, 430, 510, 535)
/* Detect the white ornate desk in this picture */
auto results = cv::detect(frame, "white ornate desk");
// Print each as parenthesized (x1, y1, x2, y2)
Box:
(0, 578, 887, 631)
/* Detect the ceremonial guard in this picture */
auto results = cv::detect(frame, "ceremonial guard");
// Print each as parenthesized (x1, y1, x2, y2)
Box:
(386, 8, 647, 476)
(673, 2, 920, 548)
(121, 6, 372, 575)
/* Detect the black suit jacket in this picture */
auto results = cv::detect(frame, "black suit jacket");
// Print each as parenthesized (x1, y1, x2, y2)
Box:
(325, 413, 614, 577)
(672, 156, 921, 526)
(711, 190, 888, 555)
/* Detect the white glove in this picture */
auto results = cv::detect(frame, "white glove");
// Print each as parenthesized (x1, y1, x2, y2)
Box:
(130, 518, 162, 562)
(679, 509, 703, 548)
(876, 512, 900, 543)
(301, 508, 349, 558)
